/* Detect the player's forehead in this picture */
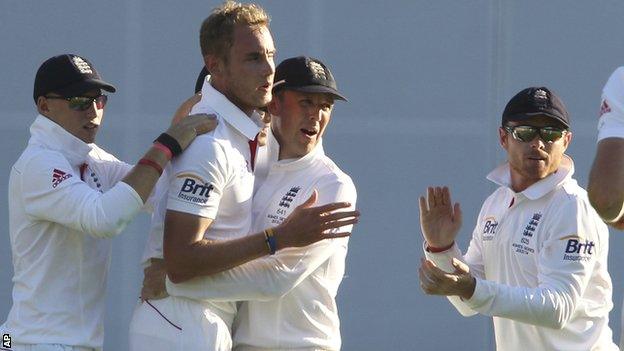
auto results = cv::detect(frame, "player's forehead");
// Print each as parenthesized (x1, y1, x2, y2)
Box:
(231, 24, 275, 56)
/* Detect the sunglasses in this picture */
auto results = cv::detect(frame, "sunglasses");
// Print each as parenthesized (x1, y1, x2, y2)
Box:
(45, 95, 108, 111)
(504, 125, 567, 143)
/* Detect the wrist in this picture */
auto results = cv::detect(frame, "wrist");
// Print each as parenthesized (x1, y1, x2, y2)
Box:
(426, 241, 454, 253)
(458, 276, 476, 300)
(154, 133, 182, 156)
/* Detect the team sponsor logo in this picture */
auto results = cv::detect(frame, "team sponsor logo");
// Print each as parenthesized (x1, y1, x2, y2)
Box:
(481, 216, 498, 241)
(2, 333, 10, 349)
(561, 234, 595, 262)
(176, 173, 213, 204)
(279, 186, 301, 208)
(52, 168, 72, 188)
(600, 99, 612, 117)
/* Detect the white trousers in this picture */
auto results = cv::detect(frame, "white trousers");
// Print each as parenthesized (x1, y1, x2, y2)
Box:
(128, 297, 231, 351)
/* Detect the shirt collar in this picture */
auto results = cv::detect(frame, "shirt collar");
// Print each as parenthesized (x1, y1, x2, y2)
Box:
(486, 154, 574, 200)
(198, 76, 263, 141)
(29, 114, 93, 167)
(266, 126, 325, 170)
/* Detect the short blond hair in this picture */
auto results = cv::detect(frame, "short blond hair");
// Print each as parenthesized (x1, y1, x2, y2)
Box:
(199, 1, 270, 61)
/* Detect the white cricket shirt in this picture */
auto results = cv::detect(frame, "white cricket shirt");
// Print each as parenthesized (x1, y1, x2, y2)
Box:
(1, 115, 143, 349)
(597, 67, 624, 141)
(165, 129, 357, 351)
(162, 77, 263, 326)
(425, 156, 618, 350)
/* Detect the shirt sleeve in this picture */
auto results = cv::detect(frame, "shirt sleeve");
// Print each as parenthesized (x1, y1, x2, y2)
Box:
(164, 175, 357, 302)
(21, 151, 143, 238)
(597, 67, 624, 141)
(462, 198, 603, 329)
(424, 218, 485, 317)
(166, 136, 229, 219)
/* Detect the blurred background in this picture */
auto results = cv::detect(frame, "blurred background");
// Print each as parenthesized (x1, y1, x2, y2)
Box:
(1, 1, 624, 349)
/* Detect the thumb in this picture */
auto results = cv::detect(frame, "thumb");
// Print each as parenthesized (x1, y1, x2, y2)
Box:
(299, 189, 318, 209)
(452, 258, 469, 274)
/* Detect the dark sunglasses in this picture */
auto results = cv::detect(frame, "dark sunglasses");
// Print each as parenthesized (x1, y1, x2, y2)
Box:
(45, 95, 108, 111)
(504, 125, 567, 143)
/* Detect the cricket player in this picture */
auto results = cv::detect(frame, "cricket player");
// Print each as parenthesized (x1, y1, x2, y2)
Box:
(418, 87, 618, 350)
(128, 4, 358, 350)
(0, 53, 215, 351)
(587, 66, 624, 349)
(142, 56, 356, 350)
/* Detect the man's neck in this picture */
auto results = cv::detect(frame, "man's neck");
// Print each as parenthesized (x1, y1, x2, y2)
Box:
(210, 77, 254, 117)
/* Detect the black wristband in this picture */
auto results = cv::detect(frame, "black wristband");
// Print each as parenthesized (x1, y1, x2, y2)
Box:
(154, 133, 182, 157)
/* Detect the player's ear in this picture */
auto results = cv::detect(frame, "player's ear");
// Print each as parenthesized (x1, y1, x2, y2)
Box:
(204, 54, 224, 76)
(36, 96, 50, 115)
(267, 95, 280, 116)
(498, 127, 508, 150)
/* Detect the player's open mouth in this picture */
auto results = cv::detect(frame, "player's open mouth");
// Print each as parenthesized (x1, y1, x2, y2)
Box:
(301, 128, 318, 136)
(84, 123, 99, 130)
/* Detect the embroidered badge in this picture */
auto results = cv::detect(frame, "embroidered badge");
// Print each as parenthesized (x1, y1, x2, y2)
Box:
(72, 56, 93, 74)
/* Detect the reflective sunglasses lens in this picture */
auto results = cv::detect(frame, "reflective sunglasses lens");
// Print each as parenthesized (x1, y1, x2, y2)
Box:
(68, 97, 93, 111)
(540, 128, 564, 143)
(95, 95, 108, 110)
(513, 127, 539, 142)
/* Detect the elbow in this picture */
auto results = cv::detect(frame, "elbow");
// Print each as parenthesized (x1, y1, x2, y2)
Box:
(86, 221, 127, 238)
(588, 184, 623, 221)
(165, 266, 191, 284)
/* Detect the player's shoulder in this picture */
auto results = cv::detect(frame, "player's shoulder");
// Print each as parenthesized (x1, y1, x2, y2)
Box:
(14, 143, 70, 173)
(314, 155, 356, 194)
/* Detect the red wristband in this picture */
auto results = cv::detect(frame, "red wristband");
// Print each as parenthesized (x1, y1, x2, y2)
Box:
(426, 242, 454, 253)
(138, 158, 164, 175)
(153, 142, 173, 160)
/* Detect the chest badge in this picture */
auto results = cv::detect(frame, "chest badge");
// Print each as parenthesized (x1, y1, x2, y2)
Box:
(279, 186, 301, 208)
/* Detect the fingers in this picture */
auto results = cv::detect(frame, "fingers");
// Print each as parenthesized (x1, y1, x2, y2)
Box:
(311, 200, 352, 214)
(171, 93, 202, 125)
(319, 210, 360, 223)
(452, 258, 470, 274)
(441, 186, 450, 206)
(322, 231, 351, 239)
(184, 113, 218, 135)
(453, 202, 462, 224)
(427, 187, 435, 208)
(297, 189, 318, 209)
(320, 217, 359, 231)
(418, 196, 427, 215)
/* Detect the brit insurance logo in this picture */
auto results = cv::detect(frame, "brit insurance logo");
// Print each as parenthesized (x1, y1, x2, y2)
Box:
(561, 235, 595, 262)
(481, 216, 498, 241)
(279, 186, 301, 208)
(176, 173, 213, 204)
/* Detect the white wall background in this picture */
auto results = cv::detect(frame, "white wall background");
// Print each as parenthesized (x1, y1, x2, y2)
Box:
(1, 1, 624, 350)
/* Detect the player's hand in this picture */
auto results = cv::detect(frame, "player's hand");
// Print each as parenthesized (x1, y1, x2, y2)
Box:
(140, 258, 169, 301)
(419, 186, 462, 249)
(165, 113, 217, 152)
(171, 93, 202, 125)
(273, 190, 360, 249)
(419, 258, 475, 300)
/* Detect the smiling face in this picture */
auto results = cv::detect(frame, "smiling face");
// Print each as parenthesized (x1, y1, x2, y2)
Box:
(209, 24, 275, 115)
(37, 89, 104, 143)
(499, 115, 571, 192)
(268, 90, 334, 160)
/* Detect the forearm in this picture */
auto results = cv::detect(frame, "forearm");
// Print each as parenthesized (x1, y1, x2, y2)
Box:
(122, 146, 170, 203)
(466, 279, 576, 329)
(588, 138, 624, 222)
(166, 230, 271, 283)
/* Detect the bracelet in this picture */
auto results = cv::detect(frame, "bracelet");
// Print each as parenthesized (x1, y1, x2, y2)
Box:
(264, 227, 277, 255)
(426, 242, 454, 253)
(154, 133, 182, 157)
(138, 158, 164, 176)
(152, 142, 173, 160)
